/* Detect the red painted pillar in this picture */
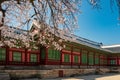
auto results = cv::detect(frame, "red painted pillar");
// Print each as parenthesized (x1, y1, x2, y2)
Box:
(117, 55, 119, 66)
(22, 52, 25, 63)
(71, 46, 73, 67)
(80, 49, 82, 66)
(60, 50, 62, 65)
(104, 55, 106, 66)
(6, 47, 9, 65)
(24, 49, 27, 65)
(107, 56, 109, 65)
(9, 50, 12, 62)
(107, 55, 109, 66)
(118, 55, 120, 66)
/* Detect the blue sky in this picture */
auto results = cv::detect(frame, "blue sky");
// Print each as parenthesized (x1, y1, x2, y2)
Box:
(74, 0, 120, 46)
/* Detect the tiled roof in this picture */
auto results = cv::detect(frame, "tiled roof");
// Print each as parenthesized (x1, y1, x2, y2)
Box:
(31, 20, 120, 53)
(102, 45, 120, 53)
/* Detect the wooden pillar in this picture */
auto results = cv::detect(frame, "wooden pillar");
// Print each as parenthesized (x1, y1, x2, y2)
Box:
(37, 51, 40, 64)
(60, 50, 62, 65)
(103, 55, 105, 66)
(106, 55, 108, 66)
(117, 55, 119, 66)
(6, 47, 9, 65)
(106, 55, 109, 66)
(80, 49, 82, 66)
(25, 49, 27, 65)
(108, 56, 110, 66)
(71, 46, 73, 68)
(118, 55, 120, 66)
(105, 55, 107, 66)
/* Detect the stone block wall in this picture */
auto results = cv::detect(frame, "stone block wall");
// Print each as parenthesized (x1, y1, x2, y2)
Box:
(0, 66, 112, 79)
(2, 69, 99, 79)
(4, 70, 38, 78)
(100, 68, 110, 73)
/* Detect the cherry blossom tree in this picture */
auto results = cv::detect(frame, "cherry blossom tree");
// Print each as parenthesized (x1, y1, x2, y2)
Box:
(0, 0, 120, 50)
(0, 0, 81, 30)
(0, 0, 81, 50)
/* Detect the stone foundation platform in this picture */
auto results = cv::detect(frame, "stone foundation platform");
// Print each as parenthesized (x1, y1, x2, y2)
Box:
(0, 68, 109, 79)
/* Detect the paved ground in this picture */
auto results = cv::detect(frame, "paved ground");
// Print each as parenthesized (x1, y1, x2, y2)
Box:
(20, 73, 120, 80)
(41, 73, 120, 80)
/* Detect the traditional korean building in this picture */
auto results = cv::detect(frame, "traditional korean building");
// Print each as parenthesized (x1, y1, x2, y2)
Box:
(0, 20, 119, 70)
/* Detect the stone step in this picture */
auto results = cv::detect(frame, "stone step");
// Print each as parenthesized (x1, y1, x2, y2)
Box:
(0, 73, 10, 80)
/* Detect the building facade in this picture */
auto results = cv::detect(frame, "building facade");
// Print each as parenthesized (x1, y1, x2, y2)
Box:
(0, 21, 120, 69)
